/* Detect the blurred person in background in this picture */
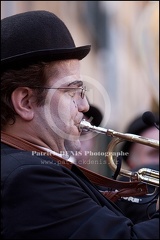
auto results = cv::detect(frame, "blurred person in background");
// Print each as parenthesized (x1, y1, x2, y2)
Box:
(115, 113, 159, 224)
(120, 113, 159, 174)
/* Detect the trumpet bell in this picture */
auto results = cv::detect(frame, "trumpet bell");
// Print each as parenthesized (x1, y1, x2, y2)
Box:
(79, 119, 159, 187)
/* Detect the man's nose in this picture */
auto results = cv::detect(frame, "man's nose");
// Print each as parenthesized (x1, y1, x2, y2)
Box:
(77, 96, 90, 113)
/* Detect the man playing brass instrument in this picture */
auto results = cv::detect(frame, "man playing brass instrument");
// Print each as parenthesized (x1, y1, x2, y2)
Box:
(1, 10, 159, 239)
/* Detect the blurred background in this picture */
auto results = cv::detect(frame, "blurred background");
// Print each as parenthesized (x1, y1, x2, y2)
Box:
(1, 1, 159, 176)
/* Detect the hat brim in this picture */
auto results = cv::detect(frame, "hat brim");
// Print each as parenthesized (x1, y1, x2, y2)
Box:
(1, 45, 91, 71)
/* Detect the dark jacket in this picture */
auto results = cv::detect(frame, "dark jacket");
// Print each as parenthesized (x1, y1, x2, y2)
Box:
(1, 143, 159, 239)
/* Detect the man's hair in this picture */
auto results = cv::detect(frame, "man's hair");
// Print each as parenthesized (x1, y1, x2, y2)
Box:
(1, 62, 49, 129)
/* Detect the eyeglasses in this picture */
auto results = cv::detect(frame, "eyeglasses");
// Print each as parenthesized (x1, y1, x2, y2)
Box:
(32, 86, 87, 99)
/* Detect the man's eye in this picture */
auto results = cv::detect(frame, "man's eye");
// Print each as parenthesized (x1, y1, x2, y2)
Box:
(68, 89, 76, 97)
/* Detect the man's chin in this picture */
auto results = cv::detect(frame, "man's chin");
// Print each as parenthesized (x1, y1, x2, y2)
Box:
(64, 139, 81, 154)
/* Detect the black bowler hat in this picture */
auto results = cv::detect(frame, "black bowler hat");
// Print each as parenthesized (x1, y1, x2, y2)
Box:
(1, 10, 91, 71)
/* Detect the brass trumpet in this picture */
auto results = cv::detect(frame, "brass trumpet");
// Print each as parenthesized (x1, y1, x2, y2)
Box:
(79, 119, 159, 187)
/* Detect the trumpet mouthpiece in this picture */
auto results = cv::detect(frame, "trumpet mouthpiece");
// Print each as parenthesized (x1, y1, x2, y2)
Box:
(79, 119, 107, 134)
(79, 119, 92, 132)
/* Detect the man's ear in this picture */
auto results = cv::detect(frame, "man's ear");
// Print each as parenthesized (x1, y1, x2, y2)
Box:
(11, 87, 36, 121)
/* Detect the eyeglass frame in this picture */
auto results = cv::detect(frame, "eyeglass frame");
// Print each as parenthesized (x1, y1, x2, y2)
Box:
(31, 85, 87, 99)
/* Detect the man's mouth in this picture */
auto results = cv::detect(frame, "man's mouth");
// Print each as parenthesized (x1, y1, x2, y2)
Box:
(75, 116, 84, 132)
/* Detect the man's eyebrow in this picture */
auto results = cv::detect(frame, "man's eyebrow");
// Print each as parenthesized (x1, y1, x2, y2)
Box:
(67, 80, 83, 87)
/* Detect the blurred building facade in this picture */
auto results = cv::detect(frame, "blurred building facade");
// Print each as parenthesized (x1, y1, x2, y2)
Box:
(1, 1, 159, 176)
